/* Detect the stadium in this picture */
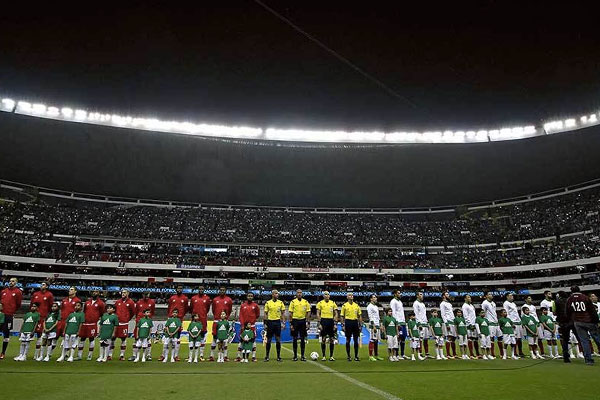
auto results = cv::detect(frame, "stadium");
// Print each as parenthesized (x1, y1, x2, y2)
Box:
(2, 3, 600, 400)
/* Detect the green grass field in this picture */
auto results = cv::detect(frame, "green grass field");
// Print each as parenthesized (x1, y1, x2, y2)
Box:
(0, 338, 599, 400)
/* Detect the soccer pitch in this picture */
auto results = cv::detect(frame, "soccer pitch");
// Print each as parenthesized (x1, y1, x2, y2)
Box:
(0, 338, 598, 400)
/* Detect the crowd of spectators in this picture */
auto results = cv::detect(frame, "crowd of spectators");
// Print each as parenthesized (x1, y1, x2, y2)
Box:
(1, 185, 599, 246)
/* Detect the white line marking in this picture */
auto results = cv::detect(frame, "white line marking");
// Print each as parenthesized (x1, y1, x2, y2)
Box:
(281, 346, 402, 400)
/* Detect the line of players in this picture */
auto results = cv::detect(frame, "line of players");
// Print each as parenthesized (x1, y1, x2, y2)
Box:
(2, 277, 598, 363)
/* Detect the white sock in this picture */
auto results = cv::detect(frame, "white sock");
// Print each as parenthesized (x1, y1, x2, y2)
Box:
(174, 340, 180, 358)
(252, 347, 256, 359)
(210, 344, 216, 358)
(554, 345, 558, 355)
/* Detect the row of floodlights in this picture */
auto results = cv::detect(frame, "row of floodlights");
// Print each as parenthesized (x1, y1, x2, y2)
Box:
(1, 97, 598, 144)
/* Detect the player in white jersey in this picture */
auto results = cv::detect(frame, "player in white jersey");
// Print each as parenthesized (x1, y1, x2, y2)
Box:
(390, 289, 408, 359)
(440, 291, 457, 359)
(503, 293, 525, 357)
(367, 295, 383, 361)
(413, 291, 430, 358)
(522, 296, 546, 357)
(461, 295, 479, 359)
(481, 291, 504, 358)
(540, 291, 555, 320)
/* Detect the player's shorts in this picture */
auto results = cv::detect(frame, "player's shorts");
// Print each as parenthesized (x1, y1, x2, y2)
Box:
(543, 330, 556, 341)
(433, 335, 445, 346)
(344, 320, 360, 338)
(443, 323, 457, 337)
(115, 323, 129, 339)
(480, 335, 491, 348)
(265, 320, 282, 339)
(467, 325, 478, 339)
(526, 335, 538, 346)
(387, 334, 398, 349)
(135, 337, 149, 348)
(79, 323, 98, 339)
(56, 320, 66, 336)
(162, 336, 177, 345)
(320, 318, 335, 338)
(418, 326, 430, 339)
(504, 334, 516, 345)
(536, 325, 544, 338)
(488, 325, 503, 339)
(410, 336, 420, 349)
(1, 315, 14, 337)
(291, 319, 308, 339)
(99, 338, 112, 346)
(41, 331, 57, 340)
(398, 324, 407, 339)
(19, 332, 34, 342)
(368, 324, 381, 341)
(63, 334, 78, 349)
(457, 334, 468, 346)
(512, 324, 523, 339)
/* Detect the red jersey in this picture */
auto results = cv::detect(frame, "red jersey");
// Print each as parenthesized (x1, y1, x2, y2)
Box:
(115, 297, 136, 323)
(31, 290, 54, 318)
(60, 296, 81, 321)
(0, 287, 23, 316)
(567, 292, 599, 323)
(136, 298, 156, 320)
(189, 294, 212, 318)
(167, 294, 189, 319)
(84, 298, 106, 323)
(211, 295, 233, 319)
(239, 301, 260, 326)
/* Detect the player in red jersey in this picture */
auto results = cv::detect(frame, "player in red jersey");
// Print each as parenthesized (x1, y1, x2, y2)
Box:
(165, 285, 188, 361)
(110, 289, 136, 361)
(78, 290, 105, 360)
(31, 281, 54, 360)
(189, 286, 211, 360)
(1, 277, 23, 359)
(58, 287, 81, 337)
(236, 292, 260, 362)
(130, 291, 156, 361)
(209, 286, 233, 361)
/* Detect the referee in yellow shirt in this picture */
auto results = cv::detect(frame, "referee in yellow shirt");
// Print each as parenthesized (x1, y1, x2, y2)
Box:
(341, 292, 363, 361)
(289, 289, 311, 361)
(264, 289, 286, 362)
(316, 291, 338, 361)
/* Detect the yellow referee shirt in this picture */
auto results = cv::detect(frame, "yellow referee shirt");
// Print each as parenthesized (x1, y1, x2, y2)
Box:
(316, 300, 337, 319)
(341, 302, 361, 320)
(264, 299, 286, 321)
(289, 298, 311, 320)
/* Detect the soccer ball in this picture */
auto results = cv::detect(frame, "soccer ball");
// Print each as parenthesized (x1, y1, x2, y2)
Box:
(310, 352, 319, 361)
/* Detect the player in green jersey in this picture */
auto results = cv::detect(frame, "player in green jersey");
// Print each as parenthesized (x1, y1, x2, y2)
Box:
(454, 309, 469, 360)
(407, 312, 424, 361)
(521, 306, 541, 359)
(39, 302, 60, 361)
(539, 307, 559, 359)
(475, 309, 492, 360)
(382, 308, 399, 361)
(162, 308, 182, 363)
(14, 303, 40, 361)
(57, 301, 84, 362)
(429, 309, 446, 360)
(97, 304, 118, 362)
(240, 322, 255, 363)
(134, 309, 153, 363)
(498, 309, 519, 360)
(215, 311, 230, 363)
(187, 313, 204, 363)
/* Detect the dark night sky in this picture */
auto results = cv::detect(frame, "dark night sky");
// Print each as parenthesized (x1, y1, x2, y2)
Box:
(1, 1, 599, 132)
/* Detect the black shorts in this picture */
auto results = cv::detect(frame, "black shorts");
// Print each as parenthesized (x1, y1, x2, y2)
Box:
(320, 318, 335, 338)
(266, 320, 281, 339)
(345, 320, 360, 337)
(1, 315, 14, 337)
(291, 319, 307, 339)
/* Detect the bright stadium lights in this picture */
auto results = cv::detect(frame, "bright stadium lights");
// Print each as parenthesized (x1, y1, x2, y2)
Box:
(2, 93, 599, 143)
(1, 98, 16, 112)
